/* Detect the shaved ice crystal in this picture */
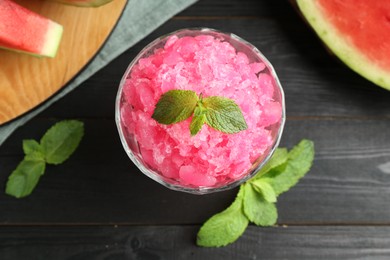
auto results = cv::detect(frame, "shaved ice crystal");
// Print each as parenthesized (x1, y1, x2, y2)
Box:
(120, 31, 283, 189)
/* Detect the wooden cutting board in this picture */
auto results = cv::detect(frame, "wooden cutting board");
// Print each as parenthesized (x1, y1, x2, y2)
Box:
(0, 0, 127, 125)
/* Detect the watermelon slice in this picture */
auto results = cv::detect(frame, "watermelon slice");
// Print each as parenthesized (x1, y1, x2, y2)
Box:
(48, 0, 113, 7)
(296, 0, 390, 90)
(0, 0, 63, 58)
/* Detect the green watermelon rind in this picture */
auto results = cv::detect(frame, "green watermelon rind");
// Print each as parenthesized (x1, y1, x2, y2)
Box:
(51, 0, 113, 7)
(42, 21, 63, 58)
(296, 0, 390, 91)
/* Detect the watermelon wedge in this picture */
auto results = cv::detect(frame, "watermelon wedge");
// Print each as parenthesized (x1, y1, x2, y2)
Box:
(296, 0, 390, 90)
(48, 0, 113, 7)
(0, 0, 63, 58)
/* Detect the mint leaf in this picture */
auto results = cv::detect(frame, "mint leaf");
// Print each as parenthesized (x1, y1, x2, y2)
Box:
(243, 183, 277, 226)
(41, 120, 84, 165)
(197, 186, 248, 247)
(152, 90, 198, 125)
(203, 96, 247, 134)
(23, 139, 42, 155)
(5, 158, 46, 198)
(254, 148, 289, 179)
(190, 100, 208, 135)
(269, 139, 315, 195)
(251, 178, 277, 203)
(190, 114, 206, 136)
(23, 139, 45, 161)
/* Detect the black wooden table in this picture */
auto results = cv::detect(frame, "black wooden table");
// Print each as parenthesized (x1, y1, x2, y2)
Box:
(1, 0, 390, 259)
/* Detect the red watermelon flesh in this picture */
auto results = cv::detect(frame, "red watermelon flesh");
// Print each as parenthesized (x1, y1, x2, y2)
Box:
(319, 0, 390, 70)
(0, 0, 63, 57)
(296, 0, 390, 90)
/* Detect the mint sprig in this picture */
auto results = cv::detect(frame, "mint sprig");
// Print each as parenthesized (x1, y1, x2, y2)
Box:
(197, 186, 248, 247)
(152, 90, 247, 136)
(5, 120, 84, 198)
(196, 139, 315, 247)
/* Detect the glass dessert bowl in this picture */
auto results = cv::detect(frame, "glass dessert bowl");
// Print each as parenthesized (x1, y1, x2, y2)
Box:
(115, 28, 285, 194)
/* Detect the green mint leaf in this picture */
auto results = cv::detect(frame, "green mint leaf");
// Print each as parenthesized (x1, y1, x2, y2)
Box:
(40, 120, 84, 165)
(5, 158, 46, 198)
(243, 183, 277, 226)
(258, 162, 288, 180)
(269, 139, 315, 196)
(190, 114, 206, 136)
(22, 139, 45, 161)
(190, 100, 208, 136)
(254, 148, 289, 180)
(202, 96, 247, 134)
(193, 102, 208, 116)
(197, 186, 248, 247)
(152, 90, 198, 125)
(23, 139, 42, 155)
(251, 178, 277, 203)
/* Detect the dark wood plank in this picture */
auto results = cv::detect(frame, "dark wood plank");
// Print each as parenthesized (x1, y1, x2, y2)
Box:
(3, 0, 389, 258)
(178, 0, 293, 17)
(0, 118, 389, 224)
(37, 18, 390, 120)
(1, 225, 390, 260)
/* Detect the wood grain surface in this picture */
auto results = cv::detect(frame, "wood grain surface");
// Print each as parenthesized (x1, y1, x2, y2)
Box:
(0, 0, 127, 125)
(1, 0, 390, 259)
(1, 226, 390, 260)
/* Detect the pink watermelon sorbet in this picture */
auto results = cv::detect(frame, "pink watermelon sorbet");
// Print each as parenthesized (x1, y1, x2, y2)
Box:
(117, 29, 284, 192)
